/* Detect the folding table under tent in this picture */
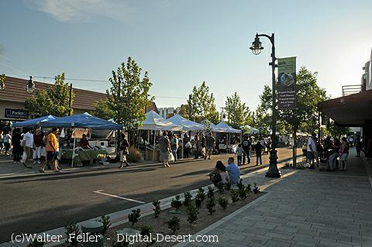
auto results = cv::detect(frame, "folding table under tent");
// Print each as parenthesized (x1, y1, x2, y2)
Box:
(13, 115, 57, 128)
(40, 112, 123, 167)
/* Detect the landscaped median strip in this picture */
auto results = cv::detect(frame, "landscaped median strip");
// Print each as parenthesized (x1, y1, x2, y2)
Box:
(0, 158, 299, 247)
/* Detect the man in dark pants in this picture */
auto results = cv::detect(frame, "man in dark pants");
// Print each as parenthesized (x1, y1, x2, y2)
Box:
(254, 141, 263, 166)
(241, 135, 251, 164)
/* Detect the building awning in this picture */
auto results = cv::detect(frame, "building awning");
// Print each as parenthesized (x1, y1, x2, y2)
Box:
(318, 89, 372, 127)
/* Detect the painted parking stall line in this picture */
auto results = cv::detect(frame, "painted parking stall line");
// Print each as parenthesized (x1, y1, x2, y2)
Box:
(93, 190, 145, 204)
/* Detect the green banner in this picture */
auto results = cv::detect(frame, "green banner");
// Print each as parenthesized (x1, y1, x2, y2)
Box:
(278, 57, 297, 110)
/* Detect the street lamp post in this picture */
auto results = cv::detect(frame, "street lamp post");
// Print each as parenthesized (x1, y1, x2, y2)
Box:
(250, 33, 281, 178)
(26, 76, 36, 94)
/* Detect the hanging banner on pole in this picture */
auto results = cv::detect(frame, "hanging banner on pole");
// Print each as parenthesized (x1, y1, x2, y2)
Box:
(278, 57, 297, 110)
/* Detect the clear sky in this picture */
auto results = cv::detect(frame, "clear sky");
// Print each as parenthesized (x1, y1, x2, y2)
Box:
(0, 0, 371, 111)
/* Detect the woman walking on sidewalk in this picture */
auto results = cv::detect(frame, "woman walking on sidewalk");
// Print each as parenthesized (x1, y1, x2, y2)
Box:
(118, 133, 130, 168)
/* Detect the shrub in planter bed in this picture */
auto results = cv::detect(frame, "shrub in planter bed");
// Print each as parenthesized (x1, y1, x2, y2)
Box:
(207, 186, 214, 198)
(187, 204, 199, 224)
(183, 192, 192, 207)
(230, 189, 240, 203)
(216, 182, 224, 194)
(128, 209, 141, 226)
(99, 215, 112, 235)
(167, 216, 181, 234)
(65, 221, 80, 246)
(206, 197, 216, 215)
(196, 187, 206, 201)
(171, 195, 182, 211)
(253, 183, 260, 194)
(152, 200, 161, 218)
(217, 197, 229, 210)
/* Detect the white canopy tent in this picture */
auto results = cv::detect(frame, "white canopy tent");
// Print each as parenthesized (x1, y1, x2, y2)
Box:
(216, 121, 242, 134)
(242, 125, 260, 135)
(210, 123, 226, 133)
(168, 114, 204, 131)
(139, 111, 182, 131)
(139, 111, 182, 161)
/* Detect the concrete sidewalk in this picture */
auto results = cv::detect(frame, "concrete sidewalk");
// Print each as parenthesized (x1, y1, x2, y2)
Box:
(176, 148, 372, 247)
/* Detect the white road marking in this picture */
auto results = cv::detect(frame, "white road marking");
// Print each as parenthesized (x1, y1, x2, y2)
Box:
(93, 190, 145, 204)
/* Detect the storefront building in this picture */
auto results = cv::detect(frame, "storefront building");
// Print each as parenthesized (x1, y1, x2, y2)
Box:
(318, 49, 372, 157)
(0, 76, 107, 131)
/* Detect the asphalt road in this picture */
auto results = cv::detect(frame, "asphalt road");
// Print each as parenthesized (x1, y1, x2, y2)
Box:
(0, 148, 297, 243)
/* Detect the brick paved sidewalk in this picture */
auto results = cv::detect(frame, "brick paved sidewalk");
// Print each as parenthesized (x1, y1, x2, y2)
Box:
(176, 148, 372, 247)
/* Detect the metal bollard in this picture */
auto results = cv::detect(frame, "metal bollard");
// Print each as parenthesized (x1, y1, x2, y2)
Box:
(80, 220, 104, 247)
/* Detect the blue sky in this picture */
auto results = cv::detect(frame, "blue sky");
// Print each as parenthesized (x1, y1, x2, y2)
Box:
(0, 0, 371, 111)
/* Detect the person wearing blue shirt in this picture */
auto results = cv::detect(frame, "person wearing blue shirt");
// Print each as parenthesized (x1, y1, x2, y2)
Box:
(226, 157, 240, 184)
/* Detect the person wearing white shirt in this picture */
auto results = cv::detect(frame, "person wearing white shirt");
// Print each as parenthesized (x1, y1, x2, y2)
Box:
(21, 129, 34, 169)
(307, 133, 317, 168)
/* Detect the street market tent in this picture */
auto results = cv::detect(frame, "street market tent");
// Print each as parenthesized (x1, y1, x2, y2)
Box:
(242, 125, 259, 135)
(139, 111, 182, 131)
(40, 112, 123, 130)
(13, 115, 57, 128)
(216, 121, 242, 133)
(168, 114, 204, 131)
(210, 123, 226, 133)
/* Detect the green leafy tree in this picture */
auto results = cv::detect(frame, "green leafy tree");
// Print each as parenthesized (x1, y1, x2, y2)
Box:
(25, 73, 74, 117)
(257, 67, 327, 166)
(187, 81, 219, 124)
(92, 99, 115, 120)
(254, 85, 272, 136)
(224, 92, 251, 129)
(325, 120, 350, 140)
(103, 57, 154, 138)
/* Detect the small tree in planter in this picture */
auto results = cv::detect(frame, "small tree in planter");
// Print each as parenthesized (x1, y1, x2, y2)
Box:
(65, 221, 80, 246)
(128, 209, 141, 226)
(237, 179, 245, 190)
(99, 215, 112, 235)
(224, 182, 231, 191)
(195, 195, 202, 209)
(207, 186, 214, 198)
(217, 197, 229, 210)
(206, 197, 216, 215)
(183, 192, 192, 207)
(196, 187, 206, 201)
(152, 200, 161, 218)
(216, 182, 224, 194)
(171, 195, 182, 213)
(230, 189, 240, 203)
(246, 184, 252, 193)
(253, 183, 260, 194)
(186, 204, 199, 224)
(167, 216, 181, 235)
(238, 187, 247, 200)
(140, 225, 154, 246)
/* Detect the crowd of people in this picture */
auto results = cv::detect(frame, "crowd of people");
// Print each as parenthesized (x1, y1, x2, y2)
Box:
(305, 133, 361, 171)
(0, 128, 72, 173)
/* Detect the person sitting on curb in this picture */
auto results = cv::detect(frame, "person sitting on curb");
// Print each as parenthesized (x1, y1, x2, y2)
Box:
(209, 160, 229, 185)
(226, 157, 240, 185)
